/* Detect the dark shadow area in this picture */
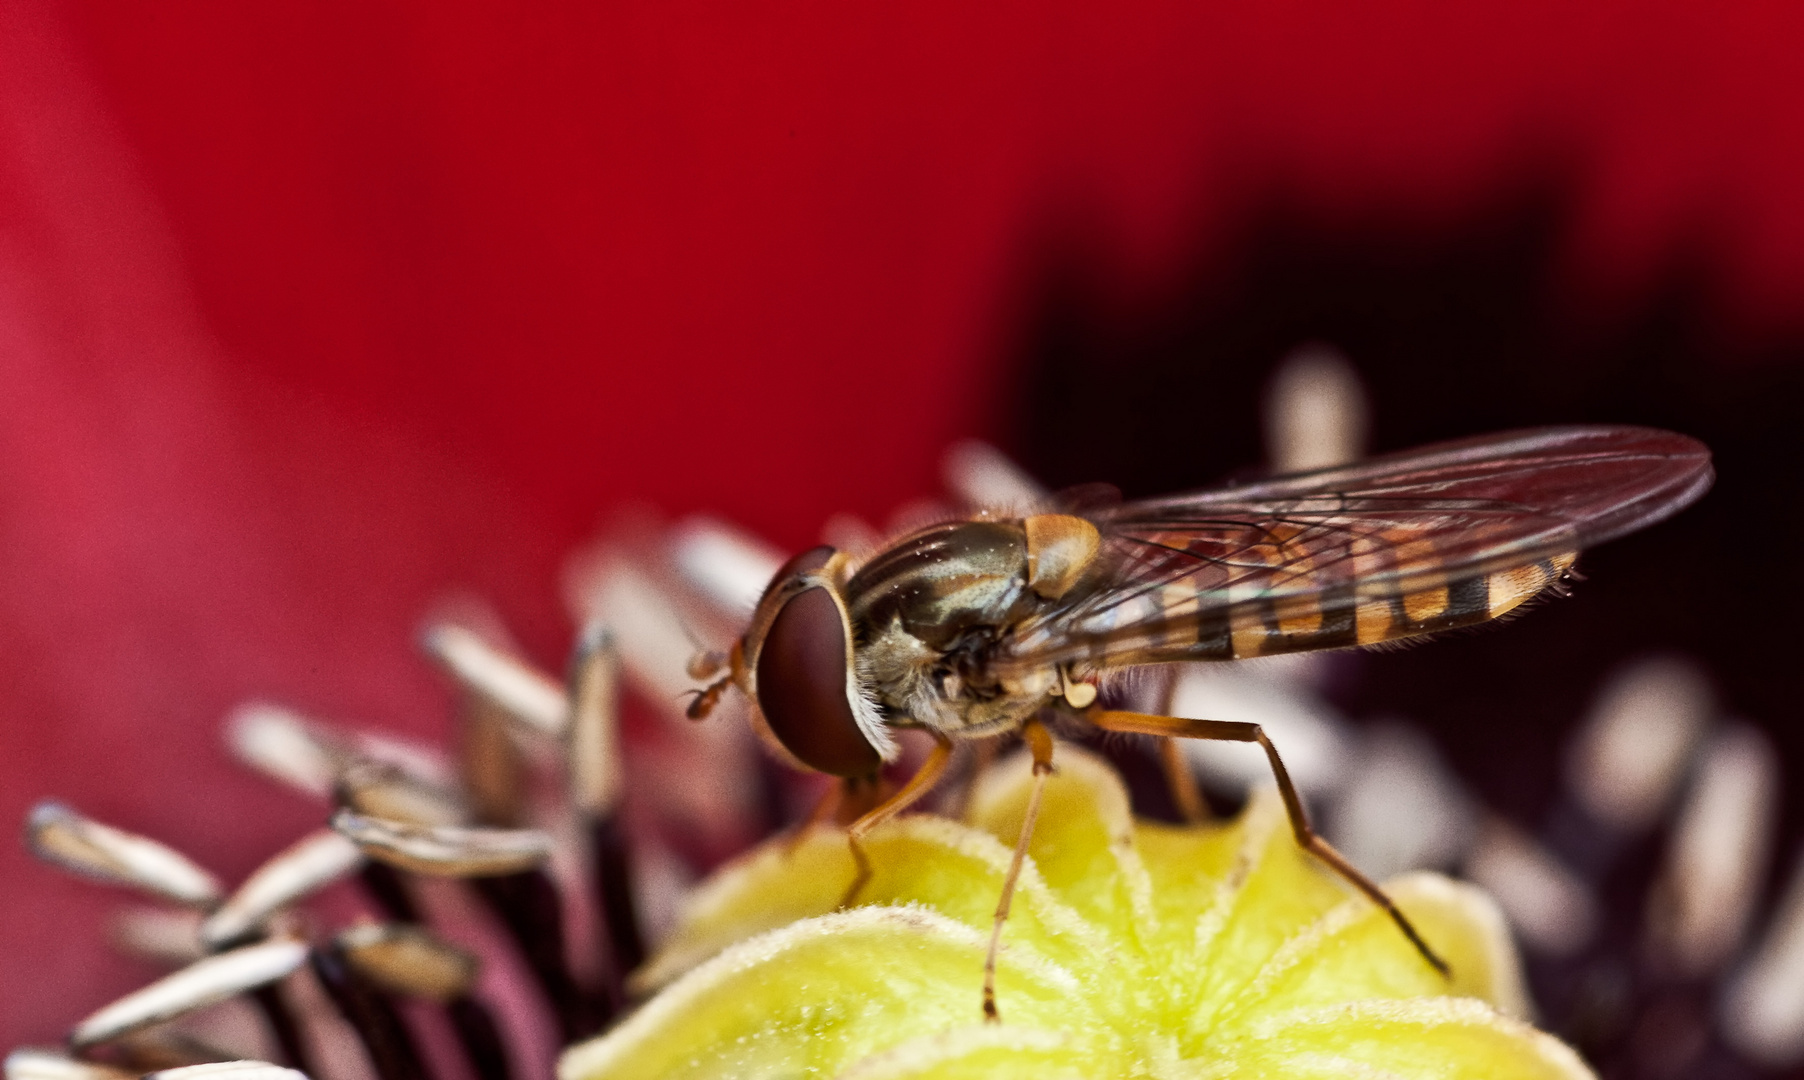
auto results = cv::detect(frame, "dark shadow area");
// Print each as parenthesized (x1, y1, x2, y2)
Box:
(1006, 169, 1804, 1080)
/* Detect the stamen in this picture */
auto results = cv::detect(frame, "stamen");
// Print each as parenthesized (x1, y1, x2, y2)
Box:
(4, 1049, 133, 1080)
(225, 704, 343, 799)
(1463, 815, 1598, 957)
(70, 939, 309, 1049)
(338, 762, 470, 829)
(104, 1029, 245, 1072)
(202, 832, 365, 950)
(109, 907, 207, 967)
(26, 802, 223, 910)
(335, 921, 511, 1078)
(941, 440, 1046, 512)
(330, 810, 551, 878)
(458, 693, 527, 828)
(1262, 343, 1369, 473)
(337, 924, 476, 1003)
(142, 1063, 308, 1080)
(567, 625, 646, 994)
(1723, 845, 1804, 1066)
(1565, 656, 1712, 833)
(471, 871, 604, 1040)
(670, 516, 784, 615)
(422, 623, 569, 739)
(308, 943, 427, 1080)
(355, 862, 422, 924)
(1648, 723, 1778, 975)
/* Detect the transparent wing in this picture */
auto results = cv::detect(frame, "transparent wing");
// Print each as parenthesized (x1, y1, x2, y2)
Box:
(1001, 426, 1712, 670)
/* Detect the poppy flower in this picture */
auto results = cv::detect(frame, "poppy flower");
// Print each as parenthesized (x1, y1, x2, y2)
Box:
(5, 1, 1804, 1069)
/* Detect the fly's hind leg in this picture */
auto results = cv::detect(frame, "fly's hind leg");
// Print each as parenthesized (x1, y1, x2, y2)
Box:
(1089, 709, 1450, 978)
(1157, 736, 1209, 824)
(839, 733, 955, 909)
(982, 719, 1055, 1023)
(1150, 660, 1208, 824)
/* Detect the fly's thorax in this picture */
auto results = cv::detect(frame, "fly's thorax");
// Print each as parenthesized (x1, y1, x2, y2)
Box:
(844, 520, 1038, 651)
(840, 519, 1080, 738)
(852, 618, 1059, 737)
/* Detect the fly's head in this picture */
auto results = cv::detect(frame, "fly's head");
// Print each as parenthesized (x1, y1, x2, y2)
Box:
(737, 546, 897, 778)
(711, 513, 1101, 769)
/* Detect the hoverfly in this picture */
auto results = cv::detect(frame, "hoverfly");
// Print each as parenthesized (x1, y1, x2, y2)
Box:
(689, 425, 1712, 1019)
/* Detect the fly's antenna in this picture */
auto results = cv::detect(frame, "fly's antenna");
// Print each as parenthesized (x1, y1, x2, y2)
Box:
(686, 673, 734, 721)
(675, 612, 728, 681)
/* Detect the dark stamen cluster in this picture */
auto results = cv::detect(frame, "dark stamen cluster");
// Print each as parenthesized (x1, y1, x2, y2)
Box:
(15, 621, 643, 1080)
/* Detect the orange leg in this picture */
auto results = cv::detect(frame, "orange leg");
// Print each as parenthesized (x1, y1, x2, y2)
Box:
(840, 734, 956, 908)
(942, 736, 1000, 822)
(777, 779, 846, 858)
(1157, 737, 1209, 825)
(982, 719, 1055, 1023)
(1090, 709, 1450, 978)
(1149, 668, 1207, 824)
(1161, 739, 1205, 825)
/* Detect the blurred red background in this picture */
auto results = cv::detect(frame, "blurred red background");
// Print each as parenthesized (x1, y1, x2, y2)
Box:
(5, 0, 1804, 1050)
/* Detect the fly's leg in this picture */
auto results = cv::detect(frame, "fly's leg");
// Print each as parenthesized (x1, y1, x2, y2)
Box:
(779, 778, 847, 859)
(839, 734, 955, 909)
(1157, 736, 1209, 824)
(1141, 668, 1206, 823)
(982, 719, 1055, 1023)
(1089, 709, 1450, 978)
(943, 736, 1001, 822)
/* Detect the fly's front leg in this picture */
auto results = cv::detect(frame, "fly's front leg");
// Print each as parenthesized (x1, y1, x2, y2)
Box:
(982, 718, 1055, 1023)
(778, 778, 847, 859)
(1089, 709, 1450, 978)
(839, 733, 955, 909)
(942, 736, 1000, 823)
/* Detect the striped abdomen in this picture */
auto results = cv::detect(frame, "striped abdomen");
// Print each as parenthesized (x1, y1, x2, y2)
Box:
(1109, 552, 1577, 665)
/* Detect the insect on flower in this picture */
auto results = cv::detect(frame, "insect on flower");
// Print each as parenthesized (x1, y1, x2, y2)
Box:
(687, 425, 1713, 1020)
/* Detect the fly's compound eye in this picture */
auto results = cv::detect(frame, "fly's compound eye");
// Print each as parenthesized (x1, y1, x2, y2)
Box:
(755, 583, 882, 778)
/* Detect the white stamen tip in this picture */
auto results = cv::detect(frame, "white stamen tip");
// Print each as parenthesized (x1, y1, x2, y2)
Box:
(1463, 815, 1598, 956)
(70, 939, 309, 1048)
(144, 1062, 309, 1080)
(942, 440, 1047, 511)
(26, 802, 223, 909)
(671, 517, 785, 616)
(1723, 845, 1804, 1065)
(331, 809, 552, 877)
(201, 831, 364, 949)
(1651, 723, 1778, 975)
(1566, 655, 1712, 832)
(1263, 344, 1369, 473)
(423, 623, 569, 738)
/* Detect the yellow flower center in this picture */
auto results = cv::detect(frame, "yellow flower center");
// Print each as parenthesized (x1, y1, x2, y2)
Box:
(563, 747, 1594, 1080)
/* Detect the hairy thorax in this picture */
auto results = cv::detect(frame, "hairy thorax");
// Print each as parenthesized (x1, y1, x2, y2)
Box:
(845, 520, 1059, 737)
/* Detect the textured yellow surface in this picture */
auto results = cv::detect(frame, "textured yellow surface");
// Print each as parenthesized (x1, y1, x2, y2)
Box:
(565, 747, 1595, 1080)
